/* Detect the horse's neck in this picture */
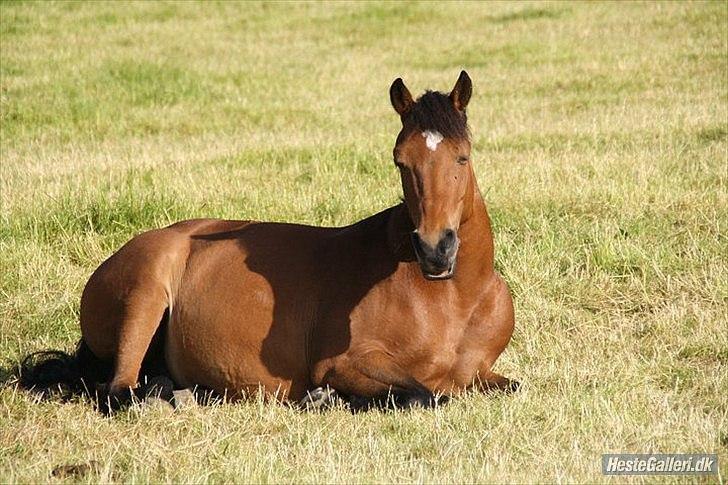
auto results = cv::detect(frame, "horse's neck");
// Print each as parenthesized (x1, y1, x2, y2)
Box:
(457, 175, 495, 278)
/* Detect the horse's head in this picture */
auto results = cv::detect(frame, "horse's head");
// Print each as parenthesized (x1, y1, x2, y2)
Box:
(390, 71, 473, 280)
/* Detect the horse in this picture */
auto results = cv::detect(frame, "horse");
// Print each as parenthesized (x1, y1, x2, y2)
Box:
(75, 70, 518, 410)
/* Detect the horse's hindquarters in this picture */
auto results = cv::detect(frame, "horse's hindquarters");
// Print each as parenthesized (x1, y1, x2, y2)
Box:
(79, 226, 192, 391)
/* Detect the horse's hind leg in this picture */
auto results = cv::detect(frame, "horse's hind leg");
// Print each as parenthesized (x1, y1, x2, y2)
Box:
(108, 286, 169, 397)
(82, 278, 169, 410)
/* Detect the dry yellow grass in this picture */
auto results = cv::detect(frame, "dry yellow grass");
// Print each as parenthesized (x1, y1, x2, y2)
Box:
(1, 1, 726, 483)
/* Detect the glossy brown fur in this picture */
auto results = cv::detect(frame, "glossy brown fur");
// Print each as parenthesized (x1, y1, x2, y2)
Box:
(80, 72, 517, 406)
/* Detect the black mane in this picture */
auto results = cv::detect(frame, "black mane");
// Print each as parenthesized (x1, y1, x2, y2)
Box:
(405, 90, 469, 140)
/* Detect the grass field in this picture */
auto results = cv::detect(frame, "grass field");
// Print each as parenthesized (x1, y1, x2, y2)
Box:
(1, 1, 727, 483)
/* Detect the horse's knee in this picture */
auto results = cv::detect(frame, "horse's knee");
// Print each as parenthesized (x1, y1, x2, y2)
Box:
(318, 362, 390, 398)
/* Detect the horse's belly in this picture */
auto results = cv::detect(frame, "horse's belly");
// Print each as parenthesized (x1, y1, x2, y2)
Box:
(165, 241, 313, 400)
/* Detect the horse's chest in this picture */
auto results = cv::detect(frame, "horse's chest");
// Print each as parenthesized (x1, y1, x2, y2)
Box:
(407, 323, 486, 390)
(382, 294, 485, 389)
(343, 275, 489, 390)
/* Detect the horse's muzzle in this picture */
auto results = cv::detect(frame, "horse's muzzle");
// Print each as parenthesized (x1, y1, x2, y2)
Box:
(410, 229, 459, 280)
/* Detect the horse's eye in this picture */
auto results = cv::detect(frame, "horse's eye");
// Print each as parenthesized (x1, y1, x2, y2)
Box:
(457, 156, 469, 165)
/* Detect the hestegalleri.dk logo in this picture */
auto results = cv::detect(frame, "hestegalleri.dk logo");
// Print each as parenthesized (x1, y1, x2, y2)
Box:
(602, 454, 718, 475)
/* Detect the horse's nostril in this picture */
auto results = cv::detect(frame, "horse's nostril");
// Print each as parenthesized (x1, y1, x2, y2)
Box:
(437, 230, 457, 256)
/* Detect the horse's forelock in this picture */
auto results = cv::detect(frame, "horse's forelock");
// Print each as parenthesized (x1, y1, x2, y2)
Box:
(404, 91, 470, 141)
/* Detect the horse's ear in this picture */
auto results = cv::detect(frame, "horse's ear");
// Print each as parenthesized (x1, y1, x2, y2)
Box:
(390, 77, 414, 117)
(449, 70, 472, 112)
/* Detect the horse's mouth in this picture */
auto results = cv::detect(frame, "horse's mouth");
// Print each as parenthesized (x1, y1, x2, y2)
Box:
(421, 261, 455, 280)
(409, 231, 458, 281)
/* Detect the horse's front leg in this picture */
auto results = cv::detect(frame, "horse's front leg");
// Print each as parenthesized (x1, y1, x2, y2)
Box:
(469, 274, 519, 394)
(472, 368, 520, 394)
(314, 350, 444, 411)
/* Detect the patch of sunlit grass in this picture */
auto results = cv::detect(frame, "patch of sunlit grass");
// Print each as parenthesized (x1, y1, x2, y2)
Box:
(1, 1, 726, 482)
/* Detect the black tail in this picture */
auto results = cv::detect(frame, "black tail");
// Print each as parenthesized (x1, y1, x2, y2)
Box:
(18, 339, 112, 401)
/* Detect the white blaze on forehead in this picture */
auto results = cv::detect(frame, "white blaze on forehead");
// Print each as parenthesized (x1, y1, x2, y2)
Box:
(421, 130, 444, 151)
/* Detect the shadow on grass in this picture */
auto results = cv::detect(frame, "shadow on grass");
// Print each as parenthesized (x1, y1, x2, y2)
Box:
(0, 364, 14, 387)
(489, 6, 565, 23)
(6, 345, 518, 414)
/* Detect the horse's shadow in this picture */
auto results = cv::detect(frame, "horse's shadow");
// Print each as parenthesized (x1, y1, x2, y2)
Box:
(7, 348, 449, 413)
(5, 342, 233, 412)
(0, 364, 14, 387)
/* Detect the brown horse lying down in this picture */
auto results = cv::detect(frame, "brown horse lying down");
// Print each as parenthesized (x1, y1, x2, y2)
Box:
(79, 71, 518, 410)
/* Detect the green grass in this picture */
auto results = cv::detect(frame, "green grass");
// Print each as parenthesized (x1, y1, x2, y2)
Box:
(1, 1, 726, 483)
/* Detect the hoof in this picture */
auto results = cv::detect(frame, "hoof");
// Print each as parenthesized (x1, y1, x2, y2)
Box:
(95, 383, 135, 415)
(141, 396, 174, 413)
(348, 395, 375, 413)
(141, 376, 174, 401)
(480, 376, 521, 394)
(171, 389, 197, 409)
(298, 386, 340, 410)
